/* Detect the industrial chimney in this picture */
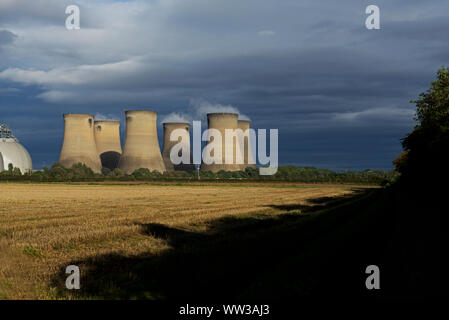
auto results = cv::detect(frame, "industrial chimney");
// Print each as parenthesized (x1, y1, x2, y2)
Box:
(94, 120, 122, 170)
(201, 113, 243, 172)
(118, 110, 166, 174)
(59, 114, 102, 173)
(238, 120, 256, 170)
(162, 122, 194, 173)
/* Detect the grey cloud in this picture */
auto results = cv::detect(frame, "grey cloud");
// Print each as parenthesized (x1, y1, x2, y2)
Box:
(1, 0, 448, 170)
(0, 29, 17, 47)
(0, 0, 69, 26)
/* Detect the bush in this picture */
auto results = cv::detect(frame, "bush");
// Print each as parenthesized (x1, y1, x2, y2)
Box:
(101, 167, 112, 176)
(112, 168, 123, 177)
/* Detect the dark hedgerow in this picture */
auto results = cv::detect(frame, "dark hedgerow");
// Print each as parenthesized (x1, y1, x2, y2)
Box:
(0, 162, 398, 185)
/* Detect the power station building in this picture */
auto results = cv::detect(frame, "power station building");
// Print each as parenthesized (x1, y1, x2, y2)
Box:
(94, 120, 122, 170)
(57, 110, 255, 174)
(237, 119, 256, 170)
(162, 122, 194, 173)
(200, 113, 244, 172)
(59, 114, 102, 173)
(118, 110, 166, 174)
(0, 124, 33, 173)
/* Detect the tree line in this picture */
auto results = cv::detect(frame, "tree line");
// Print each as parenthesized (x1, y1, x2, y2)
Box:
(0, 162, 397, 185)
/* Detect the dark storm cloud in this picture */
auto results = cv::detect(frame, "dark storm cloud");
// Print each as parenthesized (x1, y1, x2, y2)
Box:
(1, 0, 448, 170)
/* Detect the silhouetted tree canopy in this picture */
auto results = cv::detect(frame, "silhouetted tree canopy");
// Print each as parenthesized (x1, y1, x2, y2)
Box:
(396, 67, 449, 182)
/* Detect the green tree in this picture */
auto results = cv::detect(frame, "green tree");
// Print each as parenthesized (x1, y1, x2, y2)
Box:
(101, 167, 112, 176)
(112, 168, 123, 177)
(132, 168, 151, 180)
(396, 67, 449, 181)
(12, 167, 22, 176)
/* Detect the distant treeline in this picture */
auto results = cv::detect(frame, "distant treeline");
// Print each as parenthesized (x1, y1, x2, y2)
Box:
(0, 162, 398, 185)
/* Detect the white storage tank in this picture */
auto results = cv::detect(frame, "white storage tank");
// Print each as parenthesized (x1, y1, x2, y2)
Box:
(0, 124, 33, 173)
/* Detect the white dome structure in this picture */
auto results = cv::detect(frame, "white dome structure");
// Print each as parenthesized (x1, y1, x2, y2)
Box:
(0, 124, 32, 173)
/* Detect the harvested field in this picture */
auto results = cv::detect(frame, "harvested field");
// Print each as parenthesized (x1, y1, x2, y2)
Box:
(0, 182, 374, 299)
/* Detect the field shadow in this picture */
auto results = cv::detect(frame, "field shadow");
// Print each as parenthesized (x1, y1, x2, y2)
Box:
(51, 188, 385, 300)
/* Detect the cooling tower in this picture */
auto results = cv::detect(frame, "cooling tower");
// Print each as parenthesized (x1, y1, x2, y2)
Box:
(201, 113, 243, 172)
(162, 122, 194, 173)
(59, 114, 102, 173)
(238, 120, 257, 170)
(118, 110, 166, 174)
(94, 120, 122, 170)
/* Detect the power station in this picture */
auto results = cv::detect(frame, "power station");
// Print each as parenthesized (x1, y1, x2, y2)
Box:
(94, 120, 122, 170)
(118, 110, 166, 174)
(59, 114, 102, 173)
(0, 124, 33, 173)
(200, 113, 244, 172)
(56, 110, 256, 174)
(238, 120, 256, 170)
(162, 122, 195, 173)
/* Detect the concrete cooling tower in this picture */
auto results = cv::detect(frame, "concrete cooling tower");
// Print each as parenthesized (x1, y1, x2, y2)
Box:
(118, 110, 166, 174)
(201, 113, 243, 172)
(162, 122, 194, 173)
(238, 120, 257, 170)
(0, 124, 32, 173)
(94, 120, 122, 170)
(59, 114, 102, 173)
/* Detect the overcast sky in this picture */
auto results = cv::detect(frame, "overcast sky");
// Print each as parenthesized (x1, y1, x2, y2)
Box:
(1, 0, 448, 170)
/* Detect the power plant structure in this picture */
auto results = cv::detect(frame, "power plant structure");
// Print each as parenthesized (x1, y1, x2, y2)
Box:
(57, 110, 255, 174)
(59, 114, 102, 173)
(162, 122, 195, 173)
(201, 113, 244, 172)
(238, 120, 257, 170)
(0, 124, 33, 173)
(94, 120, 122, 170)
(118, 110, 166, 174)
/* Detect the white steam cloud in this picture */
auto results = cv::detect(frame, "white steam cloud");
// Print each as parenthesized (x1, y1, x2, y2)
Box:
(94, 112, 120, 121)
(190, 98, 251, 121)
(159, 99, 251, 125)
(160, 112, 191, 124)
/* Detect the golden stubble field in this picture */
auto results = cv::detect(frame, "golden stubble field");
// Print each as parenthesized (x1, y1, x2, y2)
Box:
(0, 182, 371, 299)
